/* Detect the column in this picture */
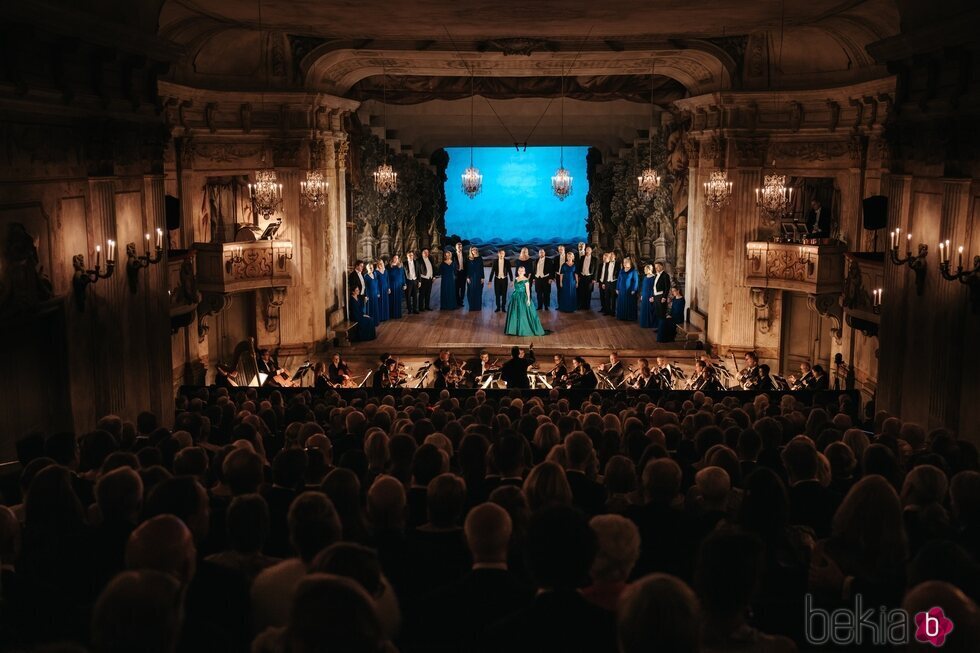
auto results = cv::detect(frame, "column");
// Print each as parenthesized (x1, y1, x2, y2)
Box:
(876, 174, 911, 416)
(143, 174, 175, 424)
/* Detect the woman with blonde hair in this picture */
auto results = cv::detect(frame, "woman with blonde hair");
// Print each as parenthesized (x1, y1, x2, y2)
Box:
(523, 461, 573, 512)
(465, 246, 484, 311)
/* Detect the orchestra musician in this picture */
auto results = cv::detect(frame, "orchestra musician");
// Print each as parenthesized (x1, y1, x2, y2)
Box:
(432, 350, 453, 390)
(788, 362, 815, 390)
(653, 356, 678, 390)
(689, 360, 724, 392)
(599, 352, 626, 388)
(548, 354, 569, 387)
(756, 364, 777, 391)
(328, 353, 353, 387)
(737, 351, 762, 390)
(499, 344, 535, 389)
(470, 351, 500, 387)
(372, 355, 392, 389)
(215, 364, 239, 388)
(624, 358, 654, 390)
(811, 364, 830, 390)
(257, 348, 293, 387)
(312, 362, 331, 392)
(567, 356, 597, 389)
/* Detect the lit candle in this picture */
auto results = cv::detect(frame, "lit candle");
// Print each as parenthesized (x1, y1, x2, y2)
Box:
(939, 242, 945, 264)
(945, 240, 951, 264)
(108, 239, 116, 262)
(156, 228, 164, 250)
(95, 244, 101, 269)
(959, 245, 964, 269)
(145, 233, 151, 255)
(906, 233, 911, 255)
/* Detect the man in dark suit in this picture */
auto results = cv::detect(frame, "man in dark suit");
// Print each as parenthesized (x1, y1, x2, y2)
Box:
(532, 248, 553, 310)
(347, 260, 366, 296)
(576, 245, 596, 310)
(805, 199, 831, 238)
(499, 344, 535, 389)
(404, 251, 420, 314)
(600, 352, 625, 388)
(652, 261, 671, 324)
(625, 458, 696, 580)
(782, 437, 839, 538)
(599, 252, 618, 316)
(487, 249, 513, 313)
(418, 249, 435, 311)
(486, 506, 616, 653)
(564, 432, 607, 516)
(454, 241, 467, 307)
(415, 504, 534, 652)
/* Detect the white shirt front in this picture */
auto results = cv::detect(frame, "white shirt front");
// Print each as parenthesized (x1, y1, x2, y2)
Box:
(604, 261, 615, 282)
(582, 254, 592, 275)
(536, 257, 547, 278)
(457, 249, 464, 270)
(497, 258, 505, 278)
(356, 270, 365, 289)
(653, 271, 664, 295)
(407, 259, 417, 280)
(421, 258, 433, 278)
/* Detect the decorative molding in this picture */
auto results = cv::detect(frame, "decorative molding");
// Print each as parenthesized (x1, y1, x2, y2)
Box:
(263, 286, 288, 332)
(807, 292, 843, 344)
(481, 38, 555, 56)
(750, 287, 773, 334)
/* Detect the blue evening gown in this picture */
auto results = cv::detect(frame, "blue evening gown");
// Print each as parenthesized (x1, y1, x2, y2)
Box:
(388, 265, 405, 318)
(658, 296, 685, 342)
(376, 266, 390, 322)
(615, 267, 638, 321)
(364, 271, 380, 325)
(557, 263, 577, 313)
(639, 274, 656, 328)
(439, 261, 457, 310)
(354, 295, 376, 341)
(466, 258, 484, 311)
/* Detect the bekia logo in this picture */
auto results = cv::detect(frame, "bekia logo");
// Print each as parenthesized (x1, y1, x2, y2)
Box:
(805, 595, 955, 648)
(915, 607, 954, 647)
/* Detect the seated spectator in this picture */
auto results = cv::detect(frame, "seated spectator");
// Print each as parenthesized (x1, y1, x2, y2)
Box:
(488, 505, 616, 652)
(695, 529, 796, 652)
(205, 494, 279, 581)
(626, 458, 695, 580)
(901, 464, 953, 555)
(617, 573, 701, 653)
(91, 570, 184, 653)
(951, 471, 980, 558)
(564, 431, 607, 515)
(583, 515, 641, 611)
(902, 581, 980, 652)
(781, 436, 837, 538)
(416, 503, 533, 651)
(522, 461, 573, 512)
(311, 543, 401, 639)
(407, 473, 471, 597)
(251, 492, 342, 631)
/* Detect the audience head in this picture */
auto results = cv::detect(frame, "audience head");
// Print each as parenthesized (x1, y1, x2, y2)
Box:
(524, 505, 596, 590)
(125, 514, 196, 586)
(589, 515, 640, 584)
(464, 502, 513, 564)
(92, 570, 184, 653)
(618, 574, 701, 653)
(288, 492, 343, 564)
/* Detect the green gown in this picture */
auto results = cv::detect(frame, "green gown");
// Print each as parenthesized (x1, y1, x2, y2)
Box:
(504, 279, 546, 336)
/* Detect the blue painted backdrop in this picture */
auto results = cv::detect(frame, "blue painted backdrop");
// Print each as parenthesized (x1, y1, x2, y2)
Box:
(444, 146, 589, 243)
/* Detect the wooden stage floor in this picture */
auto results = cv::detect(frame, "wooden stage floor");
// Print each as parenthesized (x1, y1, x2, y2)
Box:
(345, 279, 696, 358)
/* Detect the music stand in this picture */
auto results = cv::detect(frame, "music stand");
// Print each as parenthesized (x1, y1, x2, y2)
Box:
(290, 361, 313, 386)
(260, 219, 282, 240)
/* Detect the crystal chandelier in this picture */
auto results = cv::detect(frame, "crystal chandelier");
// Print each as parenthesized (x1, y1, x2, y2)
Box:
(755, 166, 793, 221)
(703, 170, 733, 210)
(301, 137, 328, 208)
(461, 74, 482, 198)
(552, 74, 573, 201)
(374, 63, 398, 197)
(249, 168, 283, 219)
(637, 61, 661, 203)
(552, 166, 573, 201)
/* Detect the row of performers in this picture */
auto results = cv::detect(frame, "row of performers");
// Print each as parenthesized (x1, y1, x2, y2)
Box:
(688, 352, 832, 392)
(344, 243, 686, 341)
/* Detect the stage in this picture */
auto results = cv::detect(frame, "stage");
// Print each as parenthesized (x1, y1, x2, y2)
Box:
(342, 278, 697, 359)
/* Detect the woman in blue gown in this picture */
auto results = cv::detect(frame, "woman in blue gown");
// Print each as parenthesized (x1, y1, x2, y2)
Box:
(364, 262, 381, 325)
(638, 264, 657, 328)
(351, 287, 376, 341)
(658, 287, 685, 343)
(465, 246, 484, 311)
(387, 255, 406, 319)
(557, 251, 578, 313)
(615, 256, 639, 321)
(376, 259, 390, 322)
(504, 266, 546, 336)
(439, 250, 457, 310)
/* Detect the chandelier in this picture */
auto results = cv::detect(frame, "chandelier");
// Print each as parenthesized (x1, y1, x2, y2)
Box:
(374, 63, 398, 197)
(637, 61, 661, 203)
(461, 74, 482, 198)
(249, 168, 283, 219)
(373, 163, 398, 198)
(755, 166, 793, 220)
(552, 166, 573, 201)
(301, 136, 328, 207)
(703, 170, 733, 210)
(552, 74, 573, 200)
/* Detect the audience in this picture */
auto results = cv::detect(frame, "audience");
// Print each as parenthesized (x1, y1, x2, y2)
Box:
(0, 385, 977, 652)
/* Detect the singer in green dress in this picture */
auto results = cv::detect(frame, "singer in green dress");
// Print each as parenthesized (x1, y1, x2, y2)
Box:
(504, 266, 546, 337)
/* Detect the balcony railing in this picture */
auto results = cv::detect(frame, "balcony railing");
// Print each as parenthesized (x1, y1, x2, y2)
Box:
(193, 240, 293, 294)
(744, 241, 847, 294)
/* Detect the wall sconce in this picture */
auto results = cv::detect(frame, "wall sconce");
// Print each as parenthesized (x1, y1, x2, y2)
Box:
(226, 245, 245, 274)
(939, 240, 980, 314)
(278, 248, 294, 270)
(72, 239, 116, 311)
(872, 287, 882, 315)
(126, 228, 165, 293)
(797, 246, 814, 275)
(888, 228, 928, 295)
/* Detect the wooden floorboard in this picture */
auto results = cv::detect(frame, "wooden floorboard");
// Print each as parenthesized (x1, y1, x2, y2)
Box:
(346, 278, 699, 358)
